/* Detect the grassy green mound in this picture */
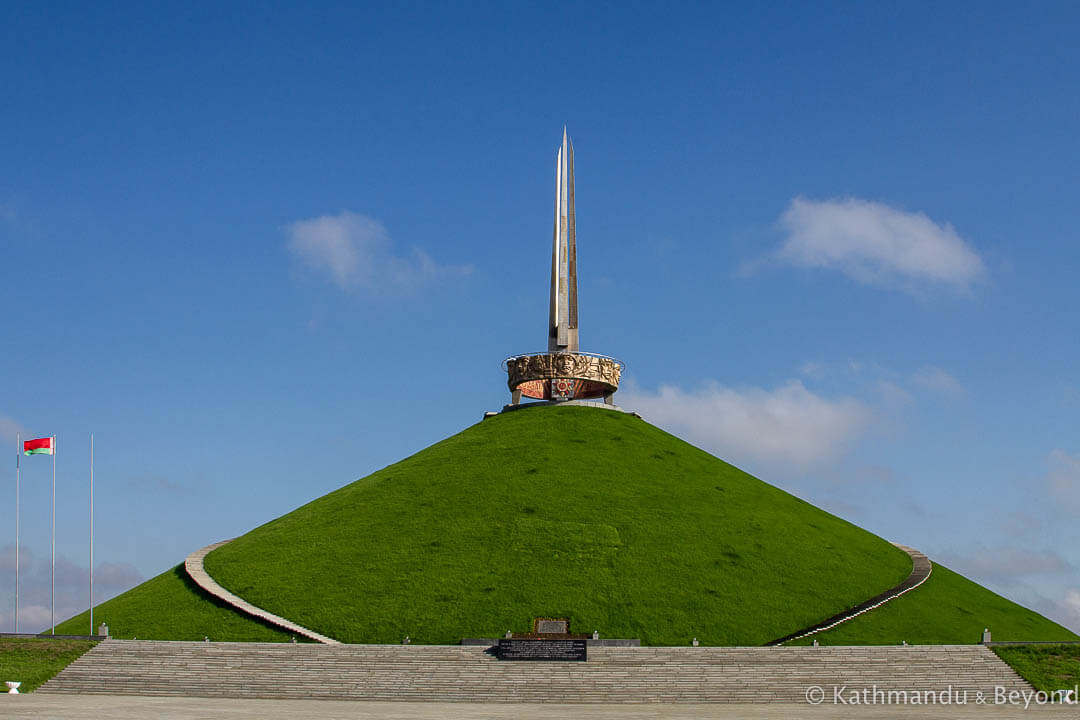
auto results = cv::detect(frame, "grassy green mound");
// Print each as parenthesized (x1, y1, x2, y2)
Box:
(790, 564, 1079, 645)
(54, 565, 290, 641)
(0, 638, 99, 693)
(992, 645, 1080, 694)
(54, 405, 1075, 646)
(201, 406, 913, 645)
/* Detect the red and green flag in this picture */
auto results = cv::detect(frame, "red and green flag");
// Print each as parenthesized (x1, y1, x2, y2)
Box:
(23, 437, 54, 456)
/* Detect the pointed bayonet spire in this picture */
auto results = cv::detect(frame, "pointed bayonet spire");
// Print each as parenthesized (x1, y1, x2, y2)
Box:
(549, 126, 579, 352)
(503, 128, 622, 406)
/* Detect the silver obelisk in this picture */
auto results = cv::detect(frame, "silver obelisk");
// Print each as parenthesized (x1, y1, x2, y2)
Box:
(503, 128, 623, 406)
(548, 127, 579, 353)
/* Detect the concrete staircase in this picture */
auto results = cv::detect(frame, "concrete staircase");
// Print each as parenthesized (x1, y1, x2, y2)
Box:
(40, 640, 1032, 702)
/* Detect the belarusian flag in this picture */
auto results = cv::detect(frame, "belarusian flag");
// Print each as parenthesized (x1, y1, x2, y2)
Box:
(23, 437, 54, 455)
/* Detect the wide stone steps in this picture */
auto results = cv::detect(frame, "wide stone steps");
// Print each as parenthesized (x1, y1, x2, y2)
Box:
(40, 640, 1031, 702)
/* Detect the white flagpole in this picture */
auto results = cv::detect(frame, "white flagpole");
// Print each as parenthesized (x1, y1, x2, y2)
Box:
(89, 433, 94, 636)
(51, 434, 56, 635)
(15, 432, 19, 634)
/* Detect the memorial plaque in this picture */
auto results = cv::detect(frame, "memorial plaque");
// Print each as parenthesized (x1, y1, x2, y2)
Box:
(496, 639, 587, 661)
(536, 619, 568, 635)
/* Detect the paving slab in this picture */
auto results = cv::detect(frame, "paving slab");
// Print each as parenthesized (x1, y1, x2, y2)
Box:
(3, 695, 1077, 719)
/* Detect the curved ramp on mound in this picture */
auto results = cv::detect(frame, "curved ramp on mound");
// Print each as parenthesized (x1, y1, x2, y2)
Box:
(185, 540, 340, 645)
(767, 543, 933, 646)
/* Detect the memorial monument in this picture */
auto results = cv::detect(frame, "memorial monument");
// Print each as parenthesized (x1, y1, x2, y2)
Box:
(505, 128, 623, 405)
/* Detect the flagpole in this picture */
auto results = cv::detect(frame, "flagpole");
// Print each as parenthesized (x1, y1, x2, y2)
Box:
(89, 433, 94, 636)
(51, 434, 56, 635)
(14, 433, 19, 634)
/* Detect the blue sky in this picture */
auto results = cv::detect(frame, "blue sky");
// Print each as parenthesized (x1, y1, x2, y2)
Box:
(2, 2, 1079, 634)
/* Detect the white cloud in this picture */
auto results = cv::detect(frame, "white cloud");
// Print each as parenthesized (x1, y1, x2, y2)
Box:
(930, 545, 1080, 632)
(285, 210, 471, 291)
(13, 604, 54, 629)
(0, 415, 24, 444)
(623, 379, 872, 472)
(1048, 449, 1080, 513)
(912, 366, 964, 396)
(0, 544, 143, 633)
(1067, 589, 1080, 619)
(937, 546, 1073, 586)
(777, 197, 985, 291)
(985, 585, 1080, 635)
(1019, 588, 1080, 636)
(876, 379, 913, 409)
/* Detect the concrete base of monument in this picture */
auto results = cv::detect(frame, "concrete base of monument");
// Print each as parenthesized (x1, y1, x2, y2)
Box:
(459, 638, 641, 647)
(498, 399, 632, 414)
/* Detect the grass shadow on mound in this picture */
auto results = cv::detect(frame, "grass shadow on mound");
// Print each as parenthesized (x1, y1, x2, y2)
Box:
(168, 566, 314, 641)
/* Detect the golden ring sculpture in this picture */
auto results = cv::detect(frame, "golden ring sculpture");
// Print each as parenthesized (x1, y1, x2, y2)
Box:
(505, 351, 623, 403)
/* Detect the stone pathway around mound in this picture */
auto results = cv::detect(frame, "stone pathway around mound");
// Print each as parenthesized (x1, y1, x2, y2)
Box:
(186, 538, 931, 648)
(767, 543, 934, 645)
(184, 540, 340, 644)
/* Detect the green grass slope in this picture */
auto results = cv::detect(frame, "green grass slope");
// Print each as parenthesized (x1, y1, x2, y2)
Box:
(202, 406, 913, 645)
(992, 645, 1080, 694)
(791, 564, 1079, 645)
(0, 638, 99, 693)
(54, 565, 291, 641)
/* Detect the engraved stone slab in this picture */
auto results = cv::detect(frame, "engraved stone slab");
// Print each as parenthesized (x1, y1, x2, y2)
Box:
(496, 639, 587, 661)
(536, 619, 569, 635)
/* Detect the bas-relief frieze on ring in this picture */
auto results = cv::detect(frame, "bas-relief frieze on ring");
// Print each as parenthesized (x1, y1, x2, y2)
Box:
(506, 352, 621, 399)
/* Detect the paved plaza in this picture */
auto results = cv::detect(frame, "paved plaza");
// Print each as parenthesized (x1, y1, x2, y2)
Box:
(3, 695, 1077, 719)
